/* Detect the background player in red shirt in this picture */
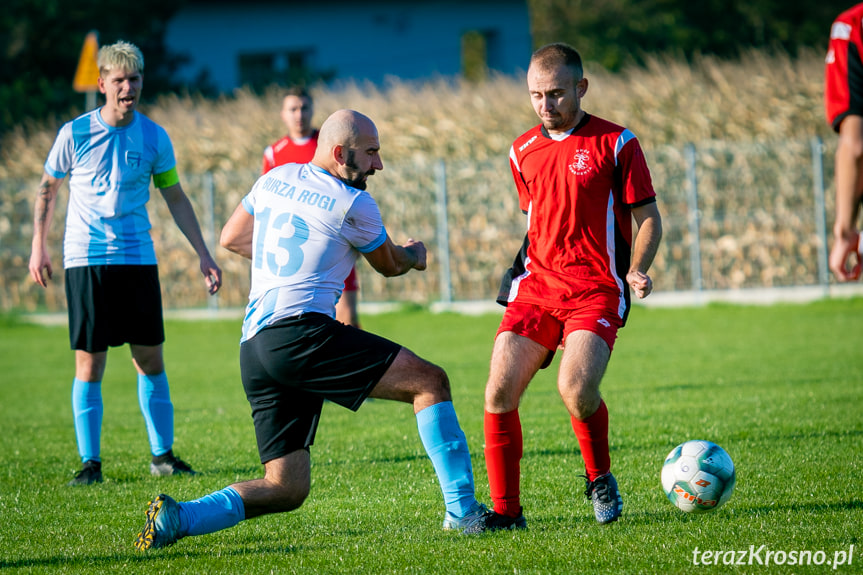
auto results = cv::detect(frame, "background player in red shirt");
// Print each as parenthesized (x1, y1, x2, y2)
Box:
(466, 43, 662, 533)
(262, 87, 361, 326)
(825, 3, 863, 282)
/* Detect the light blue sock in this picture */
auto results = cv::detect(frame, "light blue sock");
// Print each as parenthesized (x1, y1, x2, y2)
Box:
(178, 487, 246, 537)
(137, 372, 173, 456)
(71, 378, 102, 462)
(416, 401, 477, 517)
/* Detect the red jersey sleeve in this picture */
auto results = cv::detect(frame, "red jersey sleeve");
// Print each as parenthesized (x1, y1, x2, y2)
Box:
(616, 135, 656, 206)
(509, 145, 531, 214)
(825, 3, 863, 131)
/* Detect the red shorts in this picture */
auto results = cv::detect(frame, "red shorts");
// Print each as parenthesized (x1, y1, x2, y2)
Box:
(343, 265, 359, 292)
(497, 299, 623, 354)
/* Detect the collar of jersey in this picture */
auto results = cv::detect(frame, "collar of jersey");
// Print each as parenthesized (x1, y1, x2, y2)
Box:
(94, 108, 139, 132)
(307, 162, 330, 178)
(540, 113, 591, 140)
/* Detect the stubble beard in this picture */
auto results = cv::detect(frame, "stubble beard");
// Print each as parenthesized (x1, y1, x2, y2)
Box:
(341, 151, 373, 190)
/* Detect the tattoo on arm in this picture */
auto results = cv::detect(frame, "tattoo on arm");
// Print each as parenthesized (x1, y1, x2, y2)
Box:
(35, 181, 55, 224)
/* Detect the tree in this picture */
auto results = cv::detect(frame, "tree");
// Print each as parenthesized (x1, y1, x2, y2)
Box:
(527, 0, 850, 70)
(1, 0, 856, 134)
(0, 0, 188, 134)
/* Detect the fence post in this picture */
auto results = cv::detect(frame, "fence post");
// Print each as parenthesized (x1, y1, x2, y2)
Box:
(685, 143, 703, 292)
(203, 170, 219, 312)
(811, 136, 830, 289)
(435, 159, 453, 303)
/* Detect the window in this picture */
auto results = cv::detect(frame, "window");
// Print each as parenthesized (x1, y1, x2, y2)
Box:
(462, 29, 500, 82)
(238, 48, 331, 92)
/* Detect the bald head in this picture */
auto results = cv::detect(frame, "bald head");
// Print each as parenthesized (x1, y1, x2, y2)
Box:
(312, 109, 383, 190)
(316, 110, 376, 152)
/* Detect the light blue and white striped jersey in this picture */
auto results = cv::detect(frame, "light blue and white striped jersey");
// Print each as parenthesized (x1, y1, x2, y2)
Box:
(240, 163, 387, 342)
(44, 109, 177, 268)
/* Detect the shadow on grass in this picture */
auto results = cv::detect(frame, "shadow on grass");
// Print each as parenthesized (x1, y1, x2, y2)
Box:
(522, 505, 687, 531)
(0, 543, 306, 571)
(77, 464, 265, 486)
(521, 444, 625, 460)
(738, 428, 863, 442)
(315, 452, 428, 467)
(536, 499, 863, 530)
(652, 374, 845, 393)
(737, 499, 863, 515)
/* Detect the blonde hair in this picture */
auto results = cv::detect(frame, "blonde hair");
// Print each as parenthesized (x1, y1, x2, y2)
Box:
(98, 41, 144, 76)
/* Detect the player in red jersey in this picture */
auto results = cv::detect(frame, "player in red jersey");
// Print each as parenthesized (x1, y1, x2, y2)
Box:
(262, 88, 319, 172)
(262, 87, 361, 326)
(825, 3, 863, 281)
(465, 43, 662, 533)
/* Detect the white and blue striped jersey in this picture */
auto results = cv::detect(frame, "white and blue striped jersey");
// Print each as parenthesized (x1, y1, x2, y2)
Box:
(240, 162, 387, 342)
(44, 109, 178, 268)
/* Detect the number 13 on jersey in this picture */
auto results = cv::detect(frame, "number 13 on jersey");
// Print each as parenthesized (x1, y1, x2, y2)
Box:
(254, 207, 309, 277)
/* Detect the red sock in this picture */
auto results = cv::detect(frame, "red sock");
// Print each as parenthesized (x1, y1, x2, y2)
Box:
(484, 409, 523, 517)
(570, 400, 610, 481)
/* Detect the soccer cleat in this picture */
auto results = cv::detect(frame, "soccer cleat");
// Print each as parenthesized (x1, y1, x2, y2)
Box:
(150, 450, 197, 477)
(134, 494, 183, 550)
(68, 460, 103, 486)
(442, 501, 489, 531)
(583, 472, 623, 524)
(462, 507, 527, 534)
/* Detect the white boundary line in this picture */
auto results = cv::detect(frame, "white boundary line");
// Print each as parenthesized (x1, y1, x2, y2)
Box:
(18, 284, 863, 326)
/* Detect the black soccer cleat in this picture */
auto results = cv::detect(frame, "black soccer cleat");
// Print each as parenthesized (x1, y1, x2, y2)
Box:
(150, 450, 197, 477)
(462, 508, 527, 534)
(583, 472, 623, 524)
(68, 460, 103, 486)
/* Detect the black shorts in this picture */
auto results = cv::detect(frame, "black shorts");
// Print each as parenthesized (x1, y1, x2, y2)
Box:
(240, 313, 401, 463)
(65, 265, 165, 352)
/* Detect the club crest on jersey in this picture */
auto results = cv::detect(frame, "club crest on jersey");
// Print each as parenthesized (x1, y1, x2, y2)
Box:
(125, 151, 142, 169)
(568, 149, 592, 176)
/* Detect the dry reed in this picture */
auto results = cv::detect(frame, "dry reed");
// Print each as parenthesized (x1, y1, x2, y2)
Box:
(0, 49, 831, 179)
(0, 49, 838, 311)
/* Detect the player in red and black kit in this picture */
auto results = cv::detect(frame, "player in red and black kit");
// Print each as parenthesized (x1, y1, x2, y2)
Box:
(825, 3, 863, 282)
(262, 87, 361, 325)
(465, 43, 663, 533)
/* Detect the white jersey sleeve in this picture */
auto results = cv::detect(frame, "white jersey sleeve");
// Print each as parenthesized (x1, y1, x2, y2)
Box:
(342, 192, 387, 253)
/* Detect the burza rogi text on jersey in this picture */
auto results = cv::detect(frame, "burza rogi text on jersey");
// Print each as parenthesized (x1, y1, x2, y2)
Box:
(260, 175, 338, 212)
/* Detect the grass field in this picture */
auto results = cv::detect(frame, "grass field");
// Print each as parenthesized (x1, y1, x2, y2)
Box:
(1, 300, 862, 574)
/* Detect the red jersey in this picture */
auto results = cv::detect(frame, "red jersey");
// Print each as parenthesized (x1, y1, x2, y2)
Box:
(501, 114, 656, 318)
(261, 130, 319, 174)
(825, 3, 863, 131)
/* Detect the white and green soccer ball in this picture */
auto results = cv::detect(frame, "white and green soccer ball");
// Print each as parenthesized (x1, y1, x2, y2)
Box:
(661, 440, 735, 513)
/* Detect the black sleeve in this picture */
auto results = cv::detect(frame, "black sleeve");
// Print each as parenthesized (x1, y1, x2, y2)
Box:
(496, 233, 530, 307)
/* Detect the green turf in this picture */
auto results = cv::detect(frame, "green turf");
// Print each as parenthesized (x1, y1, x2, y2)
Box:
(1, 300, 861, 574)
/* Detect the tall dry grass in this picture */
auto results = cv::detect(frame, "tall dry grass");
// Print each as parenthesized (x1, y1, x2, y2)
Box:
(0, 49, 838, 312)
(0, 48, 831, 179)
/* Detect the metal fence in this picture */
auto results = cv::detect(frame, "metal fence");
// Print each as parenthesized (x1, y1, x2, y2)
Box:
(0, 136, 837, 313)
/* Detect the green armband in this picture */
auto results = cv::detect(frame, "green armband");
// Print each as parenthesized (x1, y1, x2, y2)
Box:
(153, 167, 180, 189)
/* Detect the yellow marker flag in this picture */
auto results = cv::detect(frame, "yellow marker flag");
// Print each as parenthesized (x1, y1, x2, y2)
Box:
(73, 31, 100, 92)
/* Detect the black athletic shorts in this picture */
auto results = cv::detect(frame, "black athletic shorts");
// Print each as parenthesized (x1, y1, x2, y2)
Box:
(240, 312, 401, 463)
(65, 265, 165, 352)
